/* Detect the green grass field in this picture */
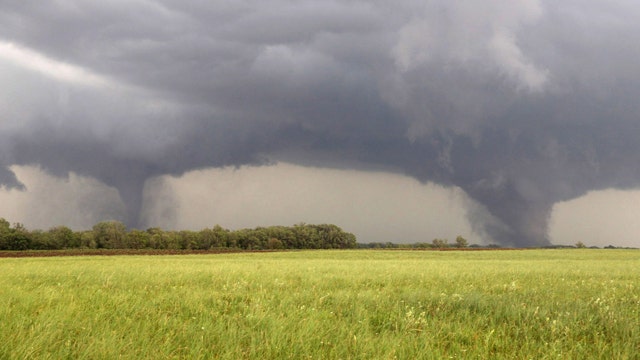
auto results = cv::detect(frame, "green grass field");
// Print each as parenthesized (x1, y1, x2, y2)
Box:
(1, 250, 638, 359)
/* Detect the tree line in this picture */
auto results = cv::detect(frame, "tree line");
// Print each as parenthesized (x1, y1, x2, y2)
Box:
(359, 236, 480, 249)
(0, 218, 357, 251)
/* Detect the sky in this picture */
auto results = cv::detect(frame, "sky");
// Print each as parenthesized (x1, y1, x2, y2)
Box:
(1, 0, 640, 248)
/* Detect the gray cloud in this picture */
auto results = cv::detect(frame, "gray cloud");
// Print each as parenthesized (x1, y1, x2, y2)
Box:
(0, 165, 124, 229)
(142, 164, 475, 244)
(2, 0, 640, 245)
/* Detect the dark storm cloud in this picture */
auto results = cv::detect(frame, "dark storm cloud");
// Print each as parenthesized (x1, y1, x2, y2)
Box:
(2, 0, 640, 245)
(0, 166, 22, 190)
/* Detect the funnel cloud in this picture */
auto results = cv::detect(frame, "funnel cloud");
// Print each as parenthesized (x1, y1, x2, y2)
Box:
(2, 1, 640, 246)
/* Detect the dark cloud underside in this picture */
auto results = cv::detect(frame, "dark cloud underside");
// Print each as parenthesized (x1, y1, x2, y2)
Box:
(2, 0, 640, 245)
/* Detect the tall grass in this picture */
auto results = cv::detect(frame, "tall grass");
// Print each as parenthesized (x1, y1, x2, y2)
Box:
(0, 250, 638, 359)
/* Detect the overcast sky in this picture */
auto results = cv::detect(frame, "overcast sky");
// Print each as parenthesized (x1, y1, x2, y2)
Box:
(1, 1, 640, 247)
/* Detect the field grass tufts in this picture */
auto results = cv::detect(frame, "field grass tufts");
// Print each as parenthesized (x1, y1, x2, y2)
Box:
(0, 250, 638, 359)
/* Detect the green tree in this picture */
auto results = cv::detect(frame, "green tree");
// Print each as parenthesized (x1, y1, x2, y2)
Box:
(198, 225, 231, 249)
(163, 231, 182, 250)
(146, 227, 164, 249)
(293, 223, 320, 249)
(6, 231, 31, 250)
(0, 218, 10, 231)
(267, 237, 284, 249)
(455, 236, 468, 248)
(79, 231, 97, 248)
(177, 230, 199, 250)
(28, 230, 48, 250)
(212, 225, 231, 248)
(1, 222, 32, 250)
(93, 221, 127, 249)
(48, 226, 80, 249)
(263, 226, 294, 249)
(0, 218, 10, 250)
(432, 238, 449, 248)
(125, 229, 150, 249)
